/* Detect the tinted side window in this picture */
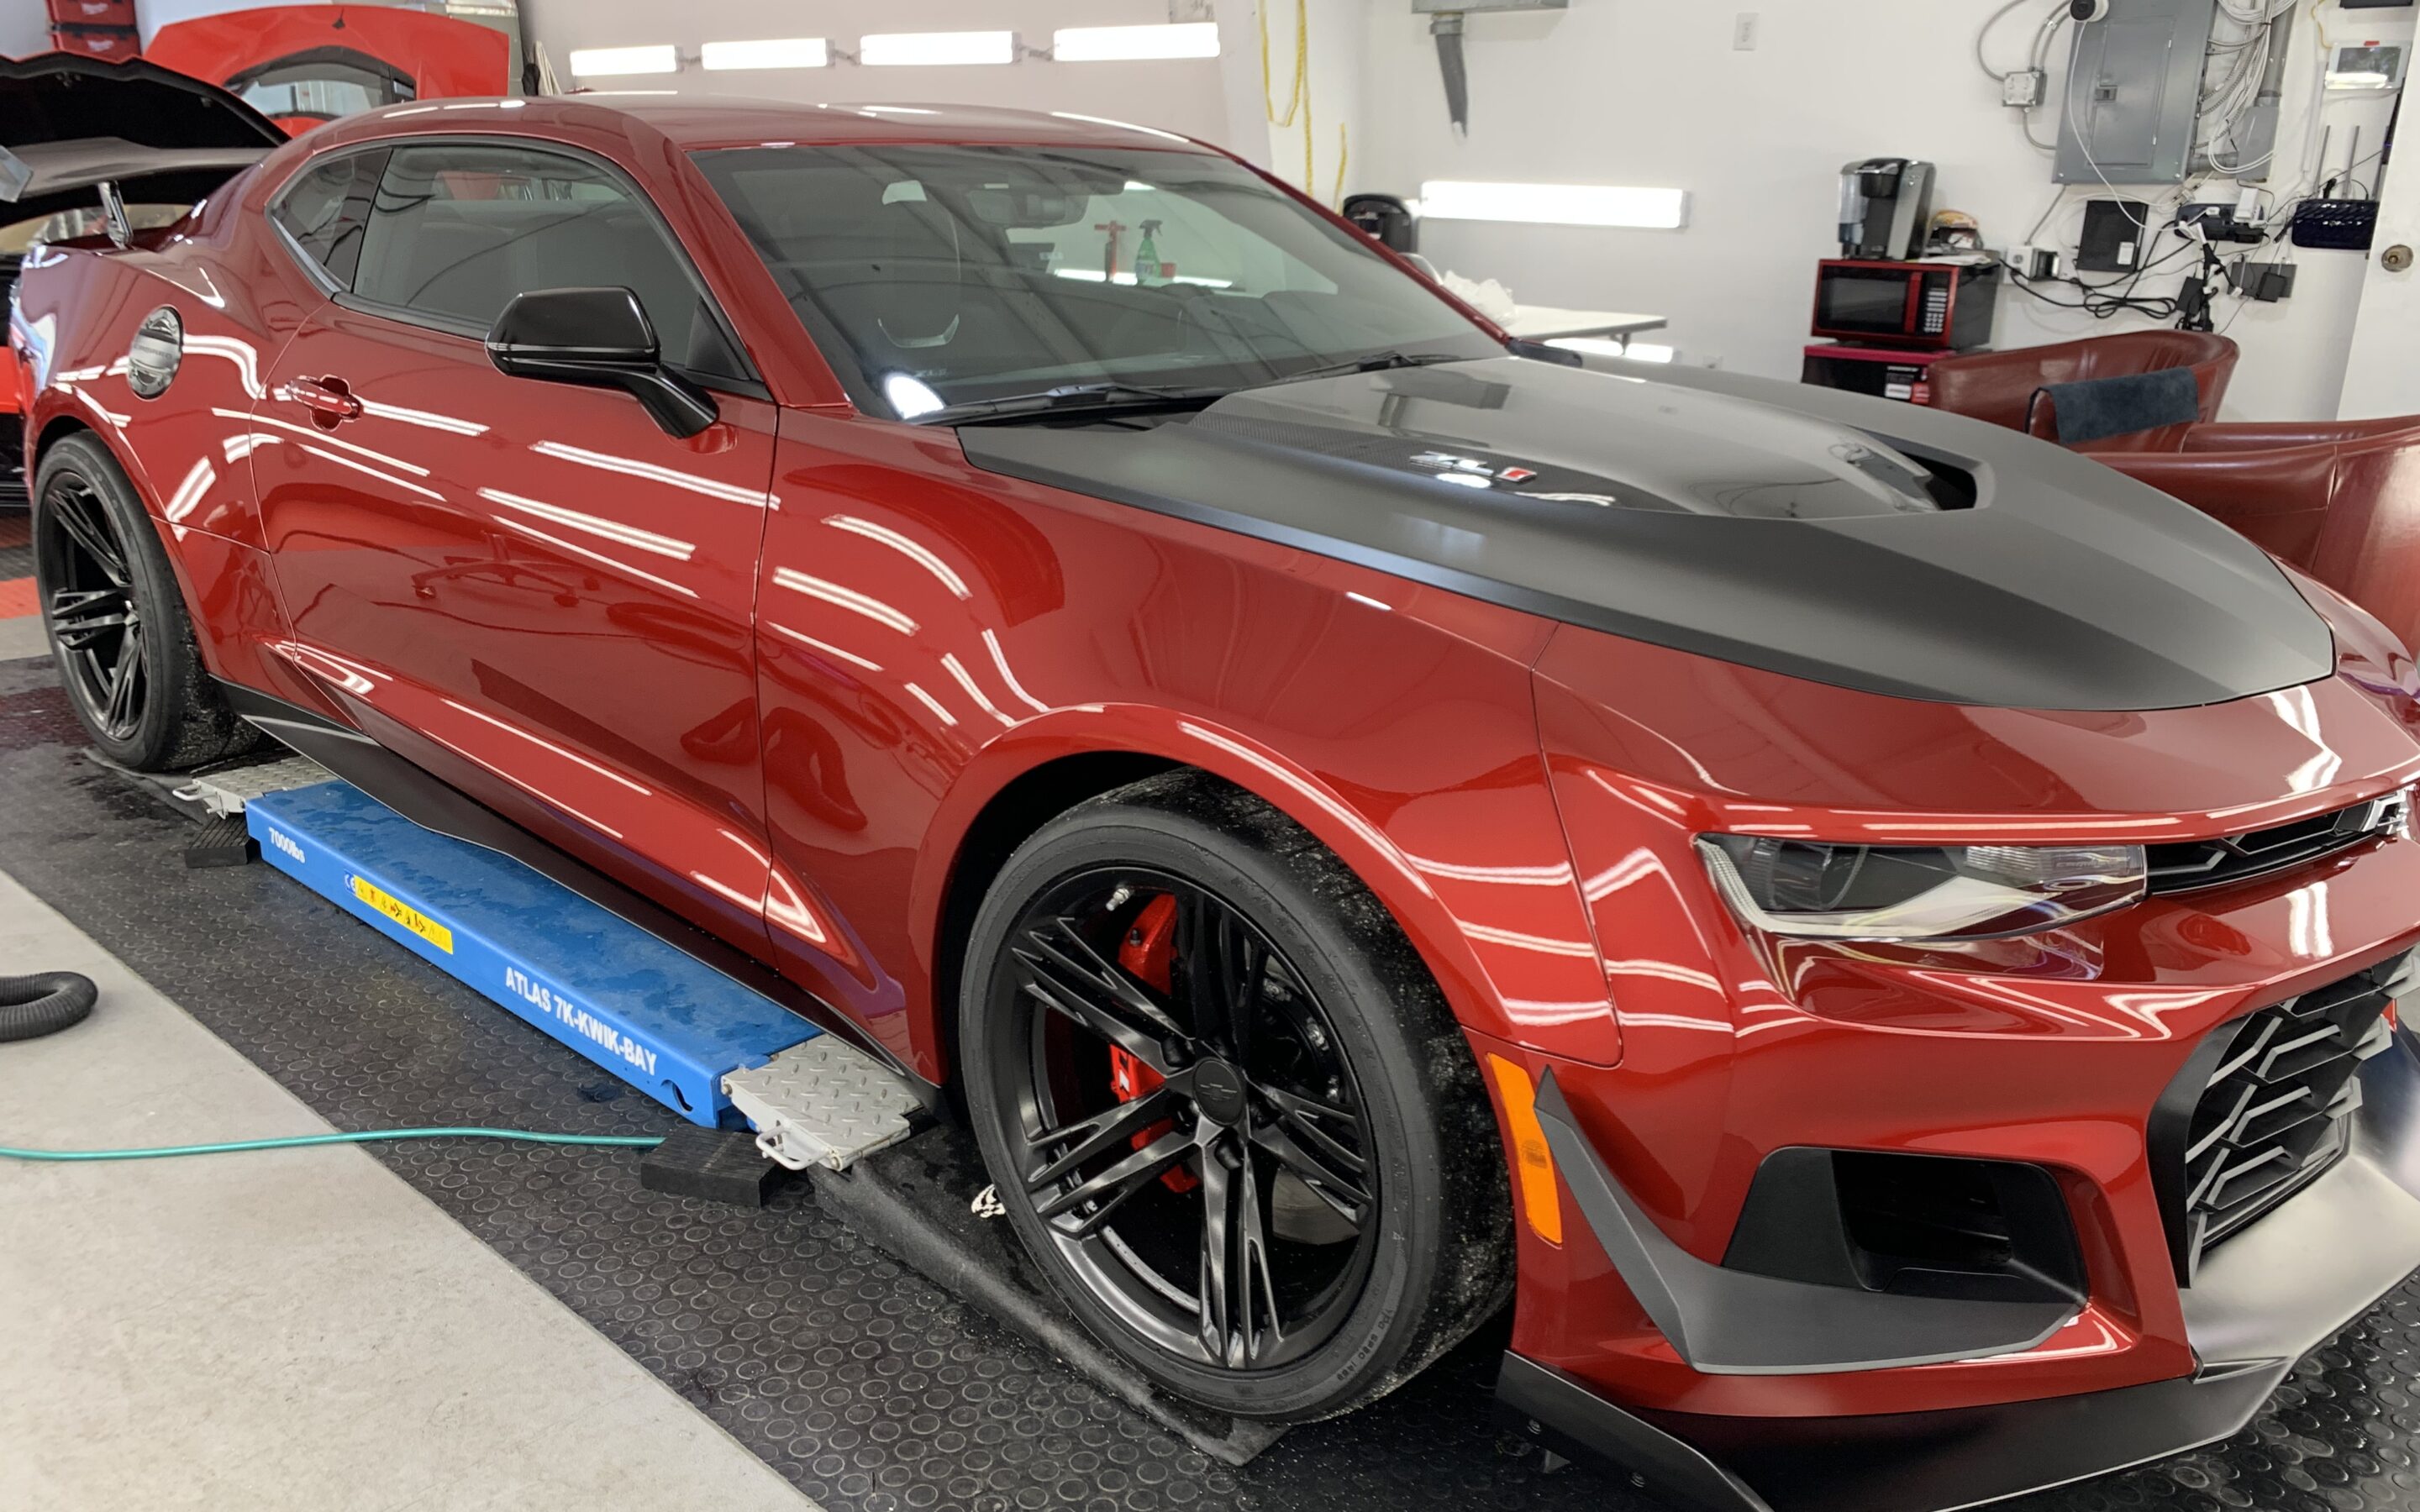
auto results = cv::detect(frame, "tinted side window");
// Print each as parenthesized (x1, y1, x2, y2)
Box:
(351, 142, 746, 380)
(271, 150, 386, 287)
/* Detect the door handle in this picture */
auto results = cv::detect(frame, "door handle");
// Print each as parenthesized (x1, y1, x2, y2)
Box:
(287, 375, 363, 423)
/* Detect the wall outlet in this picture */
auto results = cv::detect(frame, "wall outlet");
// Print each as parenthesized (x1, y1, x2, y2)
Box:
(1733, 13, 1760, 50)
(2012, 244, 2062, 279)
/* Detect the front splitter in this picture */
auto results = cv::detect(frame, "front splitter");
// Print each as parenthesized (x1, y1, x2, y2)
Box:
(1501, 1039, 2420, 1512)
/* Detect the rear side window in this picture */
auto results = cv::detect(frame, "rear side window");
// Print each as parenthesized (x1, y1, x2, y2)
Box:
(271, 149, 387, 287)
(349, 141, 748, 381)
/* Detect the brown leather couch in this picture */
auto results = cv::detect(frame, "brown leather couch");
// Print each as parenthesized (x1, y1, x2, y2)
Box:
(1928, 332, 2240, 452)
(2093, 420, 2420, 657)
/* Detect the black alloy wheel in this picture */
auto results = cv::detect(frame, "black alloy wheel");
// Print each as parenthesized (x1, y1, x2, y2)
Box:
(39, 470, 148, 743)
(963, 773, 1512, 1422)
(33, 434, 256, 770)
(1007, 869, 1378, 1373)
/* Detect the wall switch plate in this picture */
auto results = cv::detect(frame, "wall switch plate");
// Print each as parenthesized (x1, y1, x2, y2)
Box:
(2003, 68, 2047, 108)
(1733, 13, 1760, 49)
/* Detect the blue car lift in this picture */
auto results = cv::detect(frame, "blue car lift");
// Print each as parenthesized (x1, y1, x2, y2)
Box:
(244, 780, 918, 1165)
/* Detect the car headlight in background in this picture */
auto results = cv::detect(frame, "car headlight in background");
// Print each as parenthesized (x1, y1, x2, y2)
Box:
(1697, 835, 2147, 942)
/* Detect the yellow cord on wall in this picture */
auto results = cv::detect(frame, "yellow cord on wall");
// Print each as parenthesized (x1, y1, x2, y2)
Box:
(1259, 0, 1321, 197)
(1260, 0, 1307, 129)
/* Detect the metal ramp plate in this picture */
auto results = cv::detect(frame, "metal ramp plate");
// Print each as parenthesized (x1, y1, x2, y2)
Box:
(723, 1036, 921, 1170)
(175, 753, 335, 815)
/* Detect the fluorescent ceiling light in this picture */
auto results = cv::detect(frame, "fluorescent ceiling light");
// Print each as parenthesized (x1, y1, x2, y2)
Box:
(567, 45, 677, 77)
(702, 38, 829, 71)
(860, 31, 1016, 67)
(1418, 181, 1690, 230)
(1053, 24, 1221, 61)
(1549, 337, 1677, 363)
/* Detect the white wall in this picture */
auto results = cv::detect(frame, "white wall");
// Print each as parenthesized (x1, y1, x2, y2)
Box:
(519, 0, 1241, 151)
(0, 3, 50, 59)
(1230, 0, 1370, 204)
(1345, 0, 2405, 421)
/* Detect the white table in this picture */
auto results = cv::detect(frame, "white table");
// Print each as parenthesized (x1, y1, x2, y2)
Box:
(1502, 306, 1668, 346)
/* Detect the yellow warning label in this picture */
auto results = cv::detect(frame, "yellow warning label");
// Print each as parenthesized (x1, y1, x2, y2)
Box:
(350, 874, 454, 954)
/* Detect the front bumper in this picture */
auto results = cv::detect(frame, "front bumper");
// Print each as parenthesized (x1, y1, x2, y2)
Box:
(1499, 1033, 2420, 1512)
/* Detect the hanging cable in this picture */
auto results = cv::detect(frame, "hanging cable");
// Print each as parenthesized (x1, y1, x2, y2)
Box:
(1976, 0, 2042, 81)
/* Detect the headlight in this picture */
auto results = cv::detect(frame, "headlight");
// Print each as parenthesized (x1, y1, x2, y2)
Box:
(1697, 835, 2147, 942)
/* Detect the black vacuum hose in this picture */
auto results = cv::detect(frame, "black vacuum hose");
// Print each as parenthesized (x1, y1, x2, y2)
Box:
(0, 973, 97, 1042)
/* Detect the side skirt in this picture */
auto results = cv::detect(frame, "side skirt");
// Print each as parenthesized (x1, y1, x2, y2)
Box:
(218, 680, 939, 1106)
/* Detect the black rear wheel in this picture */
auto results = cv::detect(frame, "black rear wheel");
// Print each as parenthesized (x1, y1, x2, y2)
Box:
(962, 773, 1512, 1421)
(34, 434, 255, 770)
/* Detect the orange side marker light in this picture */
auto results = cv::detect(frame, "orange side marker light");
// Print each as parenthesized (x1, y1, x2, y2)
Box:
(1486, 1054, 1564, 1246)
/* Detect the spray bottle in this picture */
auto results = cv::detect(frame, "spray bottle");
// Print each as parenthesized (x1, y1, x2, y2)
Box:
(1135, 219, 1164, 286)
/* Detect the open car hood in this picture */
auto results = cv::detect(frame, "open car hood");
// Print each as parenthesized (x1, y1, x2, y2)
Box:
(145, 5, 514, 138)
(0, 55, 284, 229)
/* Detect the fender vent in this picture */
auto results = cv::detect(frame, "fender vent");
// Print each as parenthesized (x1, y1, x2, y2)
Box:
(2154, 953, 2412, 1283)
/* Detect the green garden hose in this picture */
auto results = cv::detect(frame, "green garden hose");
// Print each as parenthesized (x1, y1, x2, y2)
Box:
(0, 973, 665, 1162)
(0, 1128, 665, 1162)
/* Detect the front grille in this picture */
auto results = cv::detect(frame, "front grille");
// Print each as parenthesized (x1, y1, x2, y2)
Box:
(2154, 953, 2410, 1283)
(2146, 791, 2410, 895)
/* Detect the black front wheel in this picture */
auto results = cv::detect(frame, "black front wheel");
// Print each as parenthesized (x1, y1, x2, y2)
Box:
(33, 434, 255, 770)
(961, 773, 1512, 1421)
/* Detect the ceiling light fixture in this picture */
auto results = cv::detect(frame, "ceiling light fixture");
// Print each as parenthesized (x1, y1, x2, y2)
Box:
(1052, 24, 1222, 61)
(860, 31, 1018, 67)
(566, 45, 678, 77)
(702, 38, 829, 71)
(1549, 338, 1678, 363)
(1418, 180, 1691, 230)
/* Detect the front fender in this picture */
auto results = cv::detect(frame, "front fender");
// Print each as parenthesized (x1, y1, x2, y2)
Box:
(913, 701, 1623, 1078)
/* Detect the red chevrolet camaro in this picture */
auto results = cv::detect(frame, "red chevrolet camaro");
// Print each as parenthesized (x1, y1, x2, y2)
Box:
(14, 59, 2420, 1512)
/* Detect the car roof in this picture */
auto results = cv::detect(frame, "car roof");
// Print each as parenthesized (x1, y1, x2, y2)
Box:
(339, 92, 1214, 155)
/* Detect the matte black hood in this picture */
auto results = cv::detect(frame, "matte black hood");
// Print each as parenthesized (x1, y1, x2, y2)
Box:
(0, 55, 282, 228)
(957, 356, 2336, 711)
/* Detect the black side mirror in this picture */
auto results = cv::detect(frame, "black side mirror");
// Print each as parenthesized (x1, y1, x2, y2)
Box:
(485, 286, 718, 438)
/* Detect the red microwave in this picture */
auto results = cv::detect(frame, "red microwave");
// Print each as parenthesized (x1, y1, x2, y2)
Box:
(1810, 260, 1999, 350)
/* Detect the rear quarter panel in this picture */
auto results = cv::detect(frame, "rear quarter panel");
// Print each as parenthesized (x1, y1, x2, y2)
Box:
(17, 165, 332, 709)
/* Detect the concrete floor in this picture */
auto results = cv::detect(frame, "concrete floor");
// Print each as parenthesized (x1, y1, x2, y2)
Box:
(0, 615, 45, 662)
(0, 869, 821, 1512)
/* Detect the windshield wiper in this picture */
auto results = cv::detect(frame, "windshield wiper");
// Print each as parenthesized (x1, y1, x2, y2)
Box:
(915, 381, 1224, 425)
(1260, 350, 1469, 386)
(913, 354, 1470, 425)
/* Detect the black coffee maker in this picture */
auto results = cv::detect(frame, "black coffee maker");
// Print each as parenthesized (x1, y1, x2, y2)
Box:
(1838, 159, 1936, 260)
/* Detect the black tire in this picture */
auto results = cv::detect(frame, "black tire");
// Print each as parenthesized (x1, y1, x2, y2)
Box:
(32, 433, 257, 771)
(960, 771, 1512, 1422)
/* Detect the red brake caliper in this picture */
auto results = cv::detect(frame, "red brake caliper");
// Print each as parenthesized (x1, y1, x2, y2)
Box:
(1112, 893, 1199, 1194)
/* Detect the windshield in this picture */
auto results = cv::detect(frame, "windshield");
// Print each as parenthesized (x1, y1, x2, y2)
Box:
(693, 143, 1500, 418)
